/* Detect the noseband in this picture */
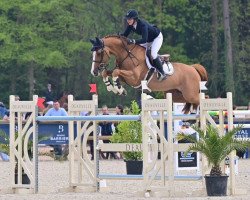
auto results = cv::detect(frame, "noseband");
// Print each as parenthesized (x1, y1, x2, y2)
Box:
(92, 48, 110, 72)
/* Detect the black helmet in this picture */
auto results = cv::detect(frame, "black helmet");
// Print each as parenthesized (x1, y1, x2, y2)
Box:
(125, 9, 138, 20)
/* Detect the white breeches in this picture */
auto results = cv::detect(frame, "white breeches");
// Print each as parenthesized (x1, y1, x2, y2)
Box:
(139, 32, 163, 59)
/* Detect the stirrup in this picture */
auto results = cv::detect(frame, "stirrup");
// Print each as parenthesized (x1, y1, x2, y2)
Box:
(157, 72, 167, 81)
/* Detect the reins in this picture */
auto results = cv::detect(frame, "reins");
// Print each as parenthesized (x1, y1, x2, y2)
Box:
(114, 36, 153, 88)
(117, 38, 139, 68)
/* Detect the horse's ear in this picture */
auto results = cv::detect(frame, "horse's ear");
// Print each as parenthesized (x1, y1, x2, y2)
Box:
(96, 37, 103, 45)
(90, 39, 95, 44)
(95, 37, 100, 43)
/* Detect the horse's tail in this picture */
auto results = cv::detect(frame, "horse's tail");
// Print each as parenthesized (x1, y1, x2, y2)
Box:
(192, 64, 208, 81)
(182, 64, 208, 114)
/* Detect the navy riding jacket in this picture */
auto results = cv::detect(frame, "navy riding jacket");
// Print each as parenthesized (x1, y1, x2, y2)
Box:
(122, 19, 160, 44)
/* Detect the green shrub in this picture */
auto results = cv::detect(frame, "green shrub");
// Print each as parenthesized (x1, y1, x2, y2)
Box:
(111, 101, 142, 161)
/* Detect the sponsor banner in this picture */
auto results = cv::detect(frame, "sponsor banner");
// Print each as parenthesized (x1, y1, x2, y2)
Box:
(0, 123, 78, 145)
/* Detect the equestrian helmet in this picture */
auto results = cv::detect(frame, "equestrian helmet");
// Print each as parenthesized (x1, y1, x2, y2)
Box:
(125, 9, 138, 20)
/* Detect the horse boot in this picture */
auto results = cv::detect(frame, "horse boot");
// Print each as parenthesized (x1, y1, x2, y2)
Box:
(153, 57, 167, 81)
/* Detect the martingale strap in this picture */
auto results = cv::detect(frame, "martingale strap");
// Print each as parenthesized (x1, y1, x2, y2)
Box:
(133, 68, 155, 89)
(118, 38, 139, 67)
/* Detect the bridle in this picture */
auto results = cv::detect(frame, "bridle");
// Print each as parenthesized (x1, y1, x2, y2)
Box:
(92, 47, 110, 72)
(92, 37, 140, 73)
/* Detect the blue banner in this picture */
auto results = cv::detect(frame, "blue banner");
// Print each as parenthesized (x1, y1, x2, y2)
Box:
(235, 128, 250, 140)
(0, 122, 78, 145)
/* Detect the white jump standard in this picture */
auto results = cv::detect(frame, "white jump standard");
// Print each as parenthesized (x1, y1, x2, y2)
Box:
(8, 92, 242, 197)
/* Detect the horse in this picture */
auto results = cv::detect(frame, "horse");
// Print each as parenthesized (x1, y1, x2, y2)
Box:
(58, 92, 69, 110)
(90, 35, 208, 113)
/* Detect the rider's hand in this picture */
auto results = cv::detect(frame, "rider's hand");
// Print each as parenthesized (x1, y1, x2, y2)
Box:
(127, 38, 135, 45)
(117, 32, 124, 37)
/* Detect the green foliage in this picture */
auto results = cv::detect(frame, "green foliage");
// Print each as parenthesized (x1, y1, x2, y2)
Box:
(177, 125, 250, 176)
(111, 101, 142, 161)
(0, 130, 9, 155)
(44, 51, 68, 67)
(0, 0, 248, 106)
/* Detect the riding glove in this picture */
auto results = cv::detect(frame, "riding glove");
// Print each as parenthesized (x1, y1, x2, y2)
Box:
(127, 38, 135, 44)
(117, 32, 124, 36)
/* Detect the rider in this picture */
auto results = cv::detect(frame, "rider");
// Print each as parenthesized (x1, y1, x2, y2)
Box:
(121, 9, 167, 81)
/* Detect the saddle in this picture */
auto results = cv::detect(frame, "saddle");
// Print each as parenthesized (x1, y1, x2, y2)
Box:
(146, 49, 174, 76)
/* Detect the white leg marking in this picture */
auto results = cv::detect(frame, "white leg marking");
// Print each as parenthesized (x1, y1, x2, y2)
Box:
(103, 77, 117, 93)
(112, 76, 126, 95)
(91, 51, 96, 76)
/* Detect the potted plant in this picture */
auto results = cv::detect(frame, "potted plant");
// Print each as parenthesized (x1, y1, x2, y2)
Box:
(0, 129, 49, 184)
(177, 124, 250, 196)
(111, 101, 143, 175)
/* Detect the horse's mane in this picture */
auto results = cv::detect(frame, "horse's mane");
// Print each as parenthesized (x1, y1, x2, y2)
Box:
(103, 34, 126, 40)
(103, 34, 128, 45)
(103, 34, 145, 51)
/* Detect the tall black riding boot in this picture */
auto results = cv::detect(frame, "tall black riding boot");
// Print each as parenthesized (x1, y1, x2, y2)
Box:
(153, 57, 167, 81)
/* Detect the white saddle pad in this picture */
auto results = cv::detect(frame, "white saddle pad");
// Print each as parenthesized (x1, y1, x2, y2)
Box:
(146, 56, 174, 76)
(163, 62, 174, 75)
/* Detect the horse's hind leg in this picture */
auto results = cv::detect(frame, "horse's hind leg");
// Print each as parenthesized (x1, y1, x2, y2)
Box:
(192, 104, 199, 113)
(165, 90, 186, 103)
(183, 93, 200, 114)
(180, 86, 200, 114)
(164, 90, 192, 113)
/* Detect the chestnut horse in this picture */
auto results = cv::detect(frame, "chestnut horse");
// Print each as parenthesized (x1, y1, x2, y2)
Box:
(58, 92, 69, 107)
(90, 35, 208, 113)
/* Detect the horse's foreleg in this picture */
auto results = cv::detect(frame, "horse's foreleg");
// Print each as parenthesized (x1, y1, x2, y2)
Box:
(101, 70, 117, 94)
(102, 77, 118, 93)
(111, 69, 133, 96)
(112, 76, 127, 95)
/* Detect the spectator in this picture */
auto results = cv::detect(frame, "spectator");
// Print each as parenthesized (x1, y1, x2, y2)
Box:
(98, 105, 118, 159)
(3, 110, 10, 121)
(2, 95, 20, 121)
(44, 83, 55, 106)
(115, 104, 124, 115)
(114, 104, 124, 159)
(114, 104, 124, 131)
(45, 101, 68, 116)
(0, 102, 8, 119)
(45, 100, 68, 158)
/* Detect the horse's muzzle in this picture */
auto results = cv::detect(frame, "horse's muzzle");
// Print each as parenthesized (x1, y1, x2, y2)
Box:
(91, 69, 99, 77)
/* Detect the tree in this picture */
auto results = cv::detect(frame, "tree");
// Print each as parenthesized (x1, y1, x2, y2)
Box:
(223, 0, 235, 96)
(0, 0, 249, 106)
(210, 0, 219, 97)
